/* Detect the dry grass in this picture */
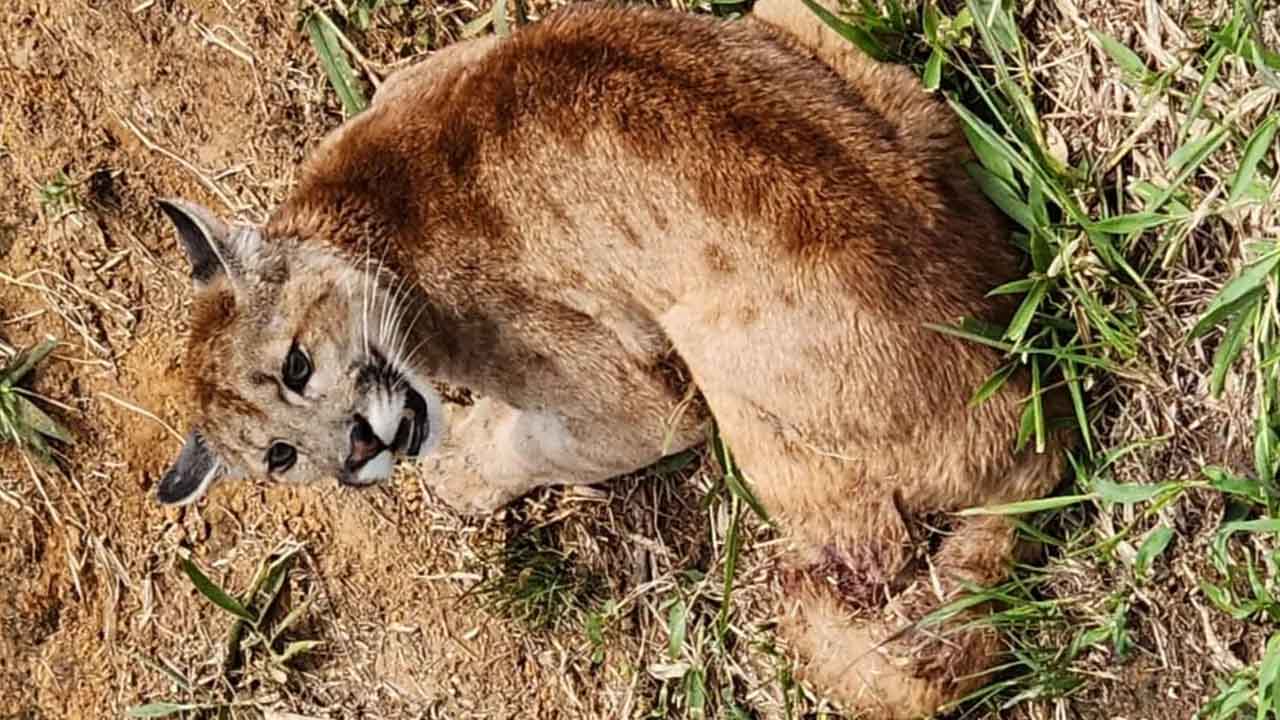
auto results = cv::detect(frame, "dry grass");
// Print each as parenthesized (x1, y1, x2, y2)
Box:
(1, 0, 1278, 718)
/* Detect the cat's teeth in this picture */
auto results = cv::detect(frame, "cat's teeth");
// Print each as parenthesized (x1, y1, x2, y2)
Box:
(367, 389, 402, 446)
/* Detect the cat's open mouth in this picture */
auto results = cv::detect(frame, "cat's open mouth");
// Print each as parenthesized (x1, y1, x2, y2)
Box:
(353, 350, 446, 480)
(358, 349, 440, 462)
(342, 358, 442, 487)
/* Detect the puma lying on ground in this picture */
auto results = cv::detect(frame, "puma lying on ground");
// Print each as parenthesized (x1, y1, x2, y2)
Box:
(153, 1, 1070, 716)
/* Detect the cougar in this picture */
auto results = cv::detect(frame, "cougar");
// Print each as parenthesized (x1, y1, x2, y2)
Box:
(153, 1, 1070, 716)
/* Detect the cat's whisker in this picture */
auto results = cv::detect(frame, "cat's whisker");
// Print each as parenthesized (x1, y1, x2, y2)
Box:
(400, 328, 440, 369)
(387, 286, 420, 356)
(389, 298, 430, 372)
(371, 270, 423, 373)
(360, 244, 374, 360)
(378, 272, 411, 356)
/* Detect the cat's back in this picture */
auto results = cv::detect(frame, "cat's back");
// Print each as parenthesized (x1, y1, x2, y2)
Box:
(277, 2, 1014, 320)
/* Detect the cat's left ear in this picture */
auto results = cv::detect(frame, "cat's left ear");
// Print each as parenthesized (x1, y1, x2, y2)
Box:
(157, 198, 260, 288)
(156, 430, 223, 506)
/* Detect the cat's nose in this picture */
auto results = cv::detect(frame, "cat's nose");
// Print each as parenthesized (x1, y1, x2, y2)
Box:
(345, 414, 386, 472)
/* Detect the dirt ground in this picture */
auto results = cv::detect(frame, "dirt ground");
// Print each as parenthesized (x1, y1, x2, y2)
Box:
(1, 0, 1276, 719)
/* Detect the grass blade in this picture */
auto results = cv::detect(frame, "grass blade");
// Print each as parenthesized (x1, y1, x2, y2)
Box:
(1167, 128, 1228, 174)
(950, 99, 1027, 183)
(1190, 250, 1280, 338)
(277, 639, 323, 664)
(714, 433, 771, 524)
(253, 547, 299, 616)
(957, 494, 1093, 516)
(1089, 30, 1150, 82)
(304, 9, 368, 117)
(1228, 115, 1278, 204)
(718, 497, 742, 640)
(667, 597, 688, 658)
(1213, 519, 1280, 570)
(1204, 465, 1266, 506)
(1093, 478, 1179, 505)
(800, 0, 887, 60)
(1134, 526, 1174, 577)
(968, 0, 1019, 56)
(14, 394, 72, 444)
(967, 163, 1035, 232)
(1089, 212, 1181, 234)
(925, 321, 1015, 352)
(1180, 46, 1227, 143)
(1131, 180, 1192, 215)
(1015, 397, 1035, 452)
(1210, 300, 1257, 397)
(959, 118, 1015, 185)
(1255, 412, 1275, 488)
(969, 364, 1016, 406)
(180, 555, 256, 623)
(685, 667, 707, 715)
(1003, 279, 1049, 345)
(723, 470, 769, 524)
(987, 278, 1037, 296)
(493, 0, 510, 37)
(1259, 634, 1280, 718)
(1, 337, 57, 384)
(923, 48, 943, 91)
(1029, 356, 1046, 453)
(1063, 355, 1093, 454)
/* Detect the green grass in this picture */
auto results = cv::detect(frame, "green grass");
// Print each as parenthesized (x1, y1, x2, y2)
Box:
(128, 544, 321, 719)
(301, 0, 483, 115)
(0, 337, 72, 463)
(637, 434, 769, 719)
(302, 5, 369, 117)
(37, 171, 77, 218)
(470, 521, 606, 632)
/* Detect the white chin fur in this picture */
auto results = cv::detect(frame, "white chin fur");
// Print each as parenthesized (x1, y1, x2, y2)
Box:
(356, 450, 396, 483)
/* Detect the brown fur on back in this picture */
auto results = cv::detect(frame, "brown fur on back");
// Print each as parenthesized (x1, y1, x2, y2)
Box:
(270, 3, 1017, 322)
(179, 2, 1078, 716)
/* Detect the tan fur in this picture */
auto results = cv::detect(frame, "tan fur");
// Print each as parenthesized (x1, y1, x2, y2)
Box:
(162, 2, 1072, 716)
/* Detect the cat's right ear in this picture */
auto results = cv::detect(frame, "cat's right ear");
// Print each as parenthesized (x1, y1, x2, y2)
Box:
(157, 198, 237, 288)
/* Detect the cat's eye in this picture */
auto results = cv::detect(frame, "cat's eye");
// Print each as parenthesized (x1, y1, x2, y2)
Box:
(266, 442, 296, 473)
(282, 343, 312, 393)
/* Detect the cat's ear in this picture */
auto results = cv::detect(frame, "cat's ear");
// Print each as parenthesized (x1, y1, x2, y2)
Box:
(156, 430, 222, 506)
(157, 198, 259, 288)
